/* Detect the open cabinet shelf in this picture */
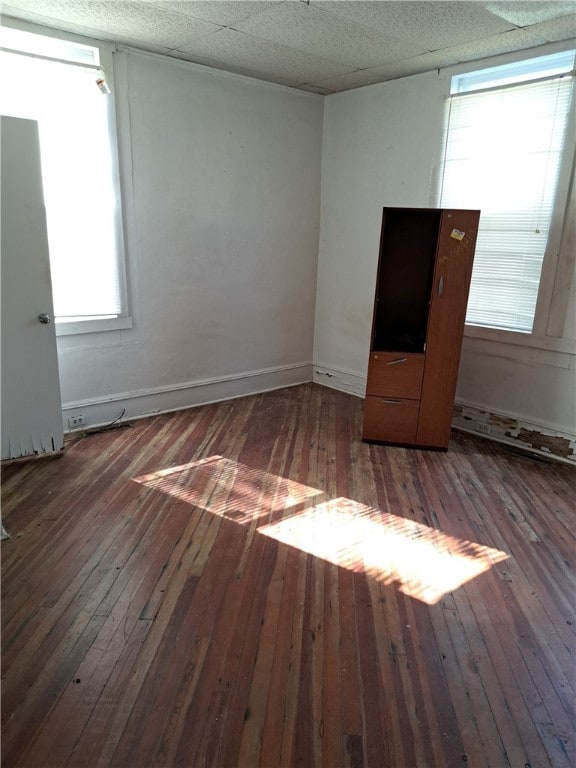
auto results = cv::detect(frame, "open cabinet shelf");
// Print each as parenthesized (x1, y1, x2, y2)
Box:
(362, 207, 480, 450)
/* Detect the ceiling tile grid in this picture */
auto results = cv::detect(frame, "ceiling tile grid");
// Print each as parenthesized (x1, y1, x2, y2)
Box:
(310, 1, 517, 49)
(433, 26, 557, 64)
(528, 13, 576, 43)
(165, 45, 299, 88)
(234, 1, 428, 68)
(1, 0, 575, 93)
(306, 47, 464, 93)
(481, 1, 576, 27)
(176, 26, 354, 85)
(1, 0, 223, 48)
(146, 0, 284, 28)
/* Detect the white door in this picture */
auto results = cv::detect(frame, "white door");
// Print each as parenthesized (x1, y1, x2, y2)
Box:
(1, 115, 63, 459)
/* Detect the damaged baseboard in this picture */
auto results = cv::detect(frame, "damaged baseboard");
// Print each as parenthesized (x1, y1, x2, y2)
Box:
(453, 401, 576, 464)
(312, 364, 575, 464)
(313, 363, 365, 397)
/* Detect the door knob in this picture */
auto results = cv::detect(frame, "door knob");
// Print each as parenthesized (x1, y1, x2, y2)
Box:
(38, 313, 51, 324)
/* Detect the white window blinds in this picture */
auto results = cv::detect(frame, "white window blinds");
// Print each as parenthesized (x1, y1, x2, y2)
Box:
(439, 52, 575, 333)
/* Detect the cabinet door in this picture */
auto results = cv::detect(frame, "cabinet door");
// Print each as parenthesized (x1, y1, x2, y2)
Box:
(416, 209, 480, 449)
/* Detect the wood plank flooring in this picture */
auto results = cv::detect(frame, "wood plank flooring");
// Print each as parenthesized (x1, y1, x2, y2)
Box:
(1, 383, 575, 768)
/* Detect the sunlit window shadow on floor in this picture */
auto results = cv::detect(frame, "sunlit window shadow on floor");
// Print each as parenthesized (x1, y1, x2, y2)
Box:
(259, 497, 509, 604)
(133, 455, 323, 523)
(133, 456, 509, 605)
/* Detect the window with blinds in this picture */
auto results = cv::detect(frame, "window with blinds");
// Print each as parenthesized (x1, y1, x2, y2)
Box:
(0, 25, 129, 330)
(439, 50, 575, 333)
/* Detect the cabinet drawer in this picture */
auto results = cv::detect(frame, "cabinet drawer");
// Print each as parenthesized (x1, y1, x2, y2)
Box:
(366, 352, 425, 399)
(362, 396, 420, 444)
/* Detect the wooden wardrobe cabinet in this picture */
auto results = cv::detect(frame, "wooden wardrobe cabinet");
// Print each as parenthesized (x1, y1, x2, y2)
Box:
(362, 207, 480, 450)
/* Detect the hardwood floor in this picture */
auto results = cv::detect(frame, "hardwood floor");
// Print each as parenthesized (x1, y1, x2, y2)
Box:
(1, 383, 574, 768)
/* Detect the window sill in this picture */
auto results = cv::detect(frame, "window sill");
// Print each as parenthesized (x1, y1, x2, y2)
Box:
(463, 323, 575, 355)
(55, 315, 133, 336)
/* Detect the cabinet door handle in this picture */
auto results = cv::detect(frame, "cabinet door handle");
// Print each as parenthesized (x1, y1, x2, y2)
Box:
(387, 358, 407, 365)
(382, 399, 401, 405)
(438, 276, 444, 297)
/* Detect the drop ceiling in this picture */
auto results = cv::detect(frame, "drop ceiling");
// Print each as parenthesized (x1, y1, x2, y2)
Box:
(2, 0, 575, 93)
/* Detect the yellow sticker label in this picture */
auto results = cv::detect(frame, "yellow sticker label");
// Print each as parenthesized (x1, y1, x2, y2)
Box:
(450, 228, 465, 241)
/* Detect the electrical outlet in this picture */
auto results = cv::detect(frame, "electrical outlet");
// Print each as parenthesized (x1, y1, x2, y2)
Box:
(68, 414, 86, 429)
(475, 421, 491, 435)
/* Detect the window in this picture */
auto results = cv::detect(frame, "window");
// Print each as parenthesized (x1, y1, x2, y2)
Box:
(0, 24, 130, 334)
(439, 49, 575, 334)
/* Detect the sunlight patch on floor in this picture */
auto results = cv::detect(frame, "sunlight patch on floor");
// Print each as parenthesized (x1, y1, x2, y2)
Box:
(133, 456, 509, 604)
(133, 455, 323, 523)
(259, 497, 509, 604)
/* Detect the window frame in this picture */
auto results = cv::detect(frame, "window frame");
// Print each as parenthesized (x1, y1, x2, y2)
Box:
(0, 16, 132, 336)
(435, 41, 576, 353)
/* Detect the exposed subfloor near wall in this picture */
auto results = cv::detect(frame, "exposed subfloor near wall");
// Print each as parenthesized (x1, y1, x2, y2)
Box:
(2, 383, 574, 767)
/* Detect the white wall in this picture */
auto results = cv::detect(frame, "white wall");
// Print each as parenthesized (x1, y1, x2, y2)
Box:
(57, 42, 575, 455)
(313, 61, 576, 447)
(58, 51, 323, 426)
(313, 70, 445, 386)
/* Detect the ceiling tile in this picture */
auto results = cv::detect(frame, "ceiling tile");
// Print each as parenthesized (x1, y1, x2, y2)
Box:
(298, 83, 332, 95)
(1, 0, 573, 94)
(235, 1, 427, 68)
(176, 27, 355, 83)
(443, 27, 554, 64)
(165, 47, 300, 87)
(145, 1, 283, 27)
(1, 2, 124, 44)
(1, 0, 221, 48)
(309, 48, 464, 93)
(303, 68, 394, 94)
(527, 13, 576, 42)
(1, 0, 69, 13)
(315, 1, 517, 50)
(481, 2, 576, 27)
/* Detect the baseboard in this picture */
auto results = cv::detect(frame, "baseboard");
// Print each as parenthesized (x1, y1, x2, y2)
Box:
(453, 400, 576, 465)
(310, 365, 576, 464)
(312, 362, 365, 397)
(62, 362, 313, 433)
(63, 361, 575, 464)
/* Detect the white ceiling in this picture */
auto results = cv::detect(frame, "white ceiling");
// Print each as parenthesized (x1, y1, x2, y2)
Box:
(2, 0, 575, 93)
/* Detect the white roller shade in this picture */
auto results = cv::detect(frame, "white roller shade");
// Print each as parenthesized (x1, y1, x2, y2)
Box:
(1, 25, 125, 323)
